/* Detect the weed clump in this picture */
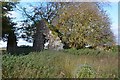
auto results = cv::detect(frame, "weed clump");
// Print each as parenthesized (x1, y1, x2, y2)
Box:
(75, 64, 96, 78)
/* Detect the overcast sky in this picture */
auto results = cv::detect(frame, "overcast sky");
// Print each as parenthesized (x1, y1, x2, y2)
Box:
(0, 1, 119, 48)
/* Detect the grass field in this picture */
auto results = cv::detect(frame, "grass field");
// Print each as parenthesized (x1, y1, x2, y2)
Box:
(2, 48, 118, 78)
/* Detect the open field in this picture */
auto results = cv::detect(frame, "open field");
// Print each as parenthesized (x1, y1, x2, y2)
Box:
(2, 48, 118, 78)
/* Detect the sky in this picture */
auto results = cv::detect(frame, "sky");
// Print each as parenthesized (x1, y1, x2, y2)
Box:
(0, 1, 119, 48)
(104, 2, 118, 44)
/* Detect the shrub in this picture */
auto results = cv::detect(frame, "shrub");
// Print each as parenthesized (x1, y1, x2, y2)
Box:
(75, 64, 96, 78)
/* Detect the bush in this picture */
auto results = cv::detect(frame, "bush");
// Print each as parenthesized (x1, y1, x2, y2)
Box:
(75, 64, 96, 78)
(14, 45, 33, 55)
(64, 48, 118, 56)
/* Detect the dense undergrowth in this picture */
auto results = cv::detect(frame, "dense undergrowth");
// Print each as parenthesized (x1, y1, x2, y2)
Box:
(2, 48, 118, 78)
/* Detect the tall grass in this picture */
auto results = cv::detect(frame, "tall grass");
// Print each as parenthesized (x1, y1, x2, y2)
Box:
(2, 49, 118, 78)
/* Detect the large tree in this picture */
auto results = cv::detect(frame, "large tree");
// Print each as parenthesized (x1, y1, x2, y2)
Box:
(52, 2, 115, 49)
(1, 2, 18, 53)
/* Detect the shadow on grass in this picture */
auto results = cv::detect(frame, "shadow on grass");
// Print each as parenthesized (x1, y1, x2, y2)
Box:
(2, 46, 34, 56)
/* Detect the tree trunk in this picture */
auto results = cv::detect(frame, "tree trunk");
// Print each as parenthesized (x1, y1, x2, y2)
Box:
(7, 30, 17, 53)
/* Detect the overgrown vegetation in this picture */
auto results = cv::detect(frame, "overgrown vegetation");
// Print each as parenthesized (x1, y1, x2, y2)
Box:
(1, 2, 119, 79)
(2, 48, 118, 78)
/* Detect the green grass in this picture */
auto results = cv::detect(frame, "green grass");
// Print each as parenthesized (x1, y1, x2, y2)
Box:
(2, 49, 118, 78)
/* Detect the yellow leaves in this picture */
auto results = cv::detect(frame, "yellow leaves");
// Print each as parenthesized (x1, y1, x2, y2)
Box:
(53, 2, 114, 49)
